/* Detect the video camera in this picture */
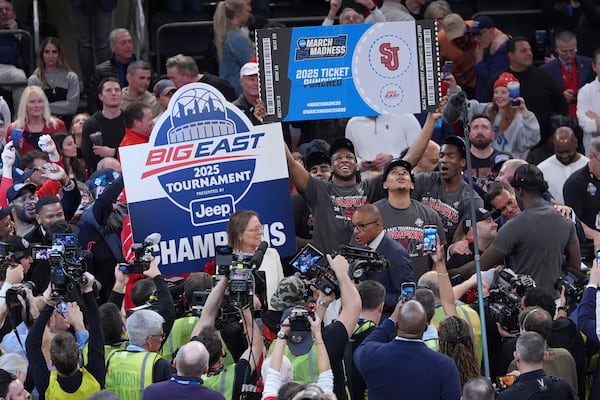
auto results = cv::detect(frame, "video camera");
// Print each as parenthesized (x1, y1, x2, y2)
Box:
(126, 276, 185, 318)
(289, 244, 340, 298)
(288, 306, 315, 331)
(554, 268, 588, 309)
(214, 242, 268, 310)
(486, 267, 536, 333)
(0, 243, 17, 280)
(119, 233, 161, 274)
(338, 245, 389, 281)
(48, 233, 91, 297)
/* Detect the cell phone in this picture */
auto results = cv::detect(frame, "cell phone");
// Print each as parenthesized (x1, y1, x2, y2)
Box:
(89, 131, 103, 146)
(511, 99, 522, 108)
(289, 243, 324, 274)
(596, 250, 599, 265)
(400, 282, 416, 303)
(442, 61, 453, 79)
(32, 245, 52, 261)
(423, 225, 437, 253)
(496, 375, 516, 390)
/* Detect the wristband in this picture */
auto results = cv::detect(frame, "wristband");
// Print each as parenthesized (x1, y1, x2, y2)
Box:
(62, 178, 75, 191)
(317, 299, 329, 307)
(557, 306, 566, 312)
(369, 4, 377, 11)
(277, 331, 287, 340)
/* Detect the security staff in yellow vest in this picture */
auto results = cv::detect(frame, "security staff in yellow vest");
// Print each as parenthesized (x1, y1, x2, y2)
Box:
(161, 271, 213, 362)
(25, 272, 104, 400)
(105, 308, 176, 400)
(190, 274, 265, 400)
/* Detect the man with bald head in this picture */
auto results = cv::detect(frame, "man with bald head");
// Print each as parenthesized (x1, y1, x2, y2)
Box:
(412, 140, 440, 175)
(142, 340, 224, 400)
(495, 158, 527, 184)
(354, 300, 462, 400)
(538, 127, 588, 204)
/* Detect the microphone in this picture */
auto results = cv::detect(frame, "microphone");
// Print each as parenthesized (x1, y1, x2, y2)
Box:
(442, 91, 468, 124)
(248, 241, 269, 269)
(143, 233, 162, 247)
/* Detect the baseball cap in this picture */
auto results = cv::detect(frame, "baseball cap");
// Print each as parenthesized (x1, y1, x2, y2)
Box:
(0, 205, 12, 220)
(4, 235, 31, 259)
(468, 16, 495, 34)
(87, 168, 120, 200)
(240, 62, 259, 78)
(7, 183, 36, 204)
(443, 13, 467, 41)
(12, 167, 34, 184)
(153, 79, 176, 97)
(490, 152, 513, 172)
(442, 135, 467, 159)
(270, 274, 305, 311)
(298, 139, 330, 160)
(382, 158, 414, 183)
(463, 207, 497, 231)
(510, 164, 548, 192)
(305, 152, 330, 170)
(280, 305, 313, 356)
(329, 137, 355, 159)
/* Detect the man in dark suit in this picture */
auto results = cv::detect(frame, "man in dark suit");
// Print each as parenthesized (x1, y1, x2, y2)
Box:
(354, 300, 462, 400)
(351, 203, 414, 319)
(540, 30, 594, 119)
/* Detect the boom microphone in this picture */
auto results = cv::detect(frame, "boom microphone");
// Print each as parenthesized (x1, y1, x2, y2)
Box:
(442, 91, 468, 124)
(248, 241, 269, 269)
(143, 233, 162, 247)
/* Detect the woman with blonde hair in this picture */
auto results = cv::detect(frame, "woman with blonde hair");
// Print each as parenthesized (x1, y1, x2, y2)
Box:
(213, 0, 255, 95)
(27, 37, 80, 127)
(6, 86, 66, 156)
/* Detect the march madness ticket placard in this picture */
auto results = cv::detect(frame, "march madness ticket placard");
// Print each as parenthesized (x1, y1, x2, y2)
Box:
(257, 20, 440, 122)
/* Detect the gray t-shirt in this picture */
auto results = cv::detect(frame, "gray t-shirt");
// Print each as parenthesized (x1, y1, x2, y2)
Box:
(411, 172, 483, 241)
(374, 198, 447, 279)
(303, 175, 384, 253)
(491, 202, 578, 295)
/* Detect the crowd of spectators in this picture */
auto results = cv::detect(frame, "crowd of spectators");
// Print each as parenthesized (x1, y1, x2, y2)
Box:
(0, 1, 596, 400)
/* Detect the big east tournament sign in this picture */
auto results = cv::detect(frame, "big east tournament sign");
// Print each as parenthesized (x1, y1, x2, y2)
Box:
(257, 20, 439, 122)
(120, 83, 295, 275)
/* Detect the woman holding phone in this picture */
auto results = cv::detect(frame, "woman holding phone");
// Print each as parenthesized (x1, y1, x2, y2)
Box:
(6, 86, 65, 157)
(446, 72, 540, 159)
(226, 210, 284, 310)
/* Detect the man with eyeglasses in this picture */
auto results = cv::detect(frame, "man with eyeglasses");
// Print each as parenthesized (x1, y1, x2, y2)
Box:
(541, 30, 594, 120)
(105, 308, 176, 400)
(351, 204, 413, 321)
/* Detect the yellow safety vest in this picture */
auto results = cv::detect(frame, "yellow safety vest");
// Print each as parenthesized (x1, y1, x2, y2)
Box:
(431, 304, 483, 363)
(202, 365, 235, 399)
(83, 341, 128, 365)
(105, 350, 161, 400)
(266, 341, 319, 384)
(45, 368, 100, 400)
(160, 316, 199, 361)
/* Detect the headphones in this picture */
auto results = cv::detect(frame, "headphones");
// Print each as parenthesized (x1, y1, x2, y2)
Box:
(521, 308, 539, 333)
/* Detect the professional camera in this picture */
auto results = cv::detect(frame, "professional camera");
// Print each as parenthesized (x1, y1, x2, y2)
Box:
(486, 267, 536, 333)
(214, 243, 268, 310)
(49, 234, 91, 296)
(288, 307, 314, 331)
(190, 290, 210, 317)
(338, 245, 389, 281)
(5, 281, 35, 308)
(289, 244, 340, 298)
(554, 268, 588, 309)
(120, 233, 161, 274)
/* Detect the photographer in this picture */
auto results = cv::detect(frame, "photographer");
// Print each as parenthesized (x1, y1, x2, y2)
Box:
(190, 274, 264, 400)
(161, 271, 213, 362)
(263, 312, 333, 400)
(25, 273, 104, 400)
(109, 258, 176, 343)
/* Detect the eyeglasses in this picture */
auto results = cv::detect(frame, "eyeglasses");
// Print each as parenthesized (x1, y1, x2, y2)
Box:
(148, 333, 165, 341)
(244, 226, 263, 234)
(351, 220, 378, 231)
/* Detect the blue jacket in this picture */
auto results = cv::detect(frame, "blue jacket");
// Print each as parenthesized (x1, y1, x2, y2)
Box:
(540, 55, 595, 91)
(577, 286, 600, 399)
(354, 318, 462, 400)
